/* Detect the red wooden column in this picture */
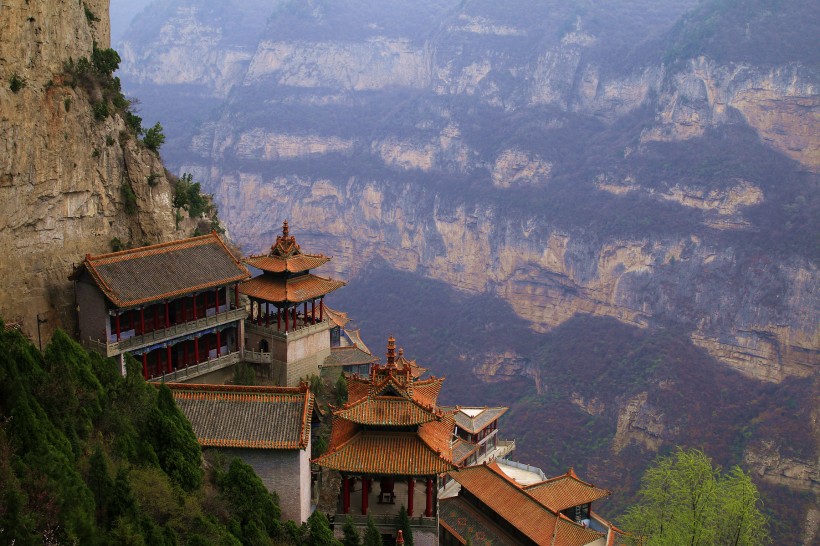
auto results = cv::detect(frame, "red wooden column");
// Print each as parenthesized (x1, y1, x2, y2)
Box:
(234, 283, 239, 309)
(407, 477, 415, 517)
(166, 346, 172, 373)
(192, 294, 198, 320)
(194, 336, 200, 363)
(361, 477, 369, 515)
(215, 288, 220, 314)
(216, 330, 221, 357)
(425, 478, 433, 517)
(115, 311, 121, 341)
(319, 297, 324, 321)
(142, 352, 148, 378)
(342, 477, 351, 514)
(284, 305, 289, 331)
(140, 307, 145, 334)
(265, 303, 270, 326)
(311, 300, 316, 323)
(183, 342, 189, 367)
(165, 301, 170, 328)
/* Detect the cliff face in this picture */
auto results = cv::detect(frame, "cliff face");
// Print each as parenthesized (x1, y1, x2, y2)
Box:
(208, 172, 817, 383)
(0, 0, 184, 341)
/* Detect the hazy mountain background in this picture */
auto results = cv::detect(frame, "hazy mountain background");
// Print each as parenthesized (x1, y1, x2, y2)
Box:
(112, 1, 819, 543)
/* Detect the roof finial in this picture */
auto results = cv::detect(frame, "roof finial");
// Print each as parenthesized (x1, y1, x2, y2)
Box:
(282, 219, 289, 238)
(386, 336, 396, 368)
(396, 530, 404, 545)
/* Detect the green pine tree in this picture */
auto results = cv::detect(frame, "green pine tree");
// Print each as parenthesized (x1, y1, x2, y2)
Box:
(342, 516, 361, 546)
(363, 514, 383, 546)
(307, 510, 341, 546)
(397, 505, 413, 546)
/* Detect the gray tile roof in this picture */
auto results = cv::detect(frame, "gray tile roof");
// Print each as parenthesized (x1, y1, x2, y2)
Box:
(167, 384, 313, 449)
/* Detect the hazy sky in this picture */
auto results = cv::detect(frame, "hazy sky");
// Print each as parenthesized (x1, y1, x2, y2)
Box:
(110, 0, 155, 44)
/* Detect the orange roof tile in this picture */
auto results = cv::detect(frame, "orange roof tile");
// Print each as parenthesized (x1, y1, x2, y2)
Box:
(346, 376, 370, 403)
(411, 378, 443, 408)
(245, 220, 331, 274)
(335, 396, 440, 426)
(313, 431, 456, 475)
(167, 383, 313, 449)
(524, 470, 611, 511)
(447, 463, 605, 546)
(239, 273, 345, 304)
(72, 232, 250, 308)
(322, 305, 350, 328)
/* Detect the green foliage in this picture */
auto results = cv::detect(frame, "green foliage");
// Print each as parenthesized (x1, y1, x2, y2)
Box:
(335, 373, 348, 406)
(216, 457, 283, 543)
(363, 515, 382, 546)
(84, 3, 100, 24)
(145, 385, 203, 492)
(342, 516, 361, 546)
(124, 111, 144, 135)
(397, 505, 413, 546)
(147, 173, 160, 187)
(231, 362, 257, 385)
(621, 449, 768, 546)
(306, 510, 341, 546)
(0, 321, 289, 544)
(9, 73, 25, 93)
(143, 122, 166, 152)
(93, 100, 110, 121)
(91, 45, 121, 76)
(122, 182, 138, 215)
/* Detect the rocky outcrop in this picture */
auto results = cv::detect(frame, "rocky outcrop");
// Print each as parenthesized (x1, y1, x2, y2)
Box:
(612, 393, 667, 454)
(744, 440, 820, 493)
(642, 58, 819, 171)
(0, 0, 185, 342)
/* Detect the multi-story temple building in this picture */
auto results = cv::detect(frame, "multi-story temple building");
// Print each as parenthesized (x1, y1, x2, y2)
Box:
(71, 232, 250, 379)
(241, 220, 346, 386)
(314, 337, 454, 545)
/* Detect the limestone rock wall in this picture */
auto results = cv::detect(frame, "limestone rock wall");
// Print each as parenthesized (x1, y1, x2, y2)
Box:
(0, 0, 184, 341)
(205, 172, 818, 383)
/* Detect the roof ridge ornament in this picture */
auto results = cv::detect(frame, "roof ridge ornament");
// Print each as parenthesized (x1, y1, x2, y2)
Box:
(386, 336, 396, 368)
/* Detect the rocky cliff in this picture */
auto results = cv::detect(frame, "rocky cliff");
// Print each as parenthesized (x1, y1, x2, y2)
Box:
(0, 0, 188, 342)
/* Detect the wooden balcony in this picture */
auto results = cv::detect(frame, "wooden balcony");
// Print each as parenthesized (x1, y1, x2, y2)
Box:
(84, 307, 247, 358)
(148, 350, 241, 383)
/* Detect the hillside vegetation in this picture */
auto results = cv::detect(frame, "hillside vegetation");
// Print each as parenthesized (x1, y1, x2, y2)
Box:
(0, 321, 291, 545)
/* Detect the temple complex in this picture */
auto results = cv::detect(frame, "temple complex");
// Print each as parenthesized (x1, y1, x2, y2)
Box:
(71, 222, 623, 544)
(241, 221, 346, 386)
(71, 232, 250, 380)
(314, 337, 454, 545)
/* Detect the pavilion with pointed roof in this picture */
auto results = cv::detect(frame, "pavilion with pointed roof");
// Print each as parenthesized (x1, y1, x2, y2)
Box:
(313, 337, 455, 541)
(240, 221, 346, 386)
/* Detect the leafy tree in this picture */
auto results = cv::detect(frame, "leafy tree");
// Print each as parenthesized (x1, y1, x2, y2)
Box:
(335, 373, 348, 406)
(621, 448, 768, 546)
(307, 510, 341, 546)
(143, 122, 165, 152)
(91, 45, 121, 76)
(363, 515, 382, 546)
(397, 505, 413, 546)
(341, 516, 361, 546)
(144, 384, 203, 491)
(216, 457, 282, 542)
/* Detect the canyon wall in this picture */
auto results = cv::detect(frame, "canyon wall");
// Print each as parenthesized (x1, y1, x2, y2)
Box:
(0, 0, 187, 342)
